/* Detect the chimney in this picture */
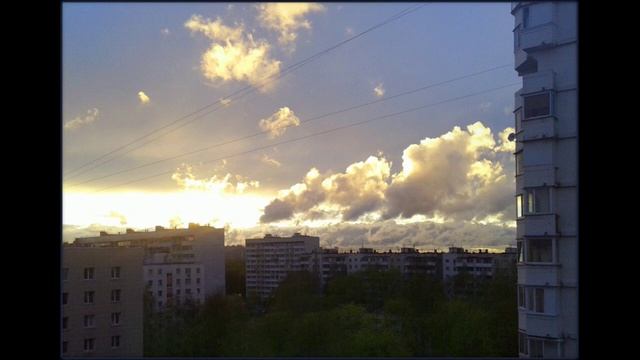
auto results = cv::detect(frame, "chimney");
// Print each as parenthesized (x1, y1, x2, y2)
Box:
(188, 223, 199, 229)
(99, 231, 108, 236)
(155, 225, 165, 231)
(126, 228, 135, 234)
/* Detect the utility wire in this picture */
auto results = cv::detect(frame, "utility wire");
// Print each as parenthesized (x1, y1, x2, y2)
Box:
(66, 63, 512, 188)
(87, 81, 520, 193)
(63, 4, 427, 180)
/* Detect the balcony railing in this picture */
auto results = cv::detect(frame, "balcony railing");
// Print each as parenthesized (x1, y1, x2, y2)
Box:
(522, 165, 556, 188)
(517, 213, 558, 238)
(520, 23, 557, 51)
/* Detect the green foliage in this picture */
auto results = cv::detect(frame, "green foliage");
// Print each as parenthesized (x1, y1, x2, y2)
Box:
(144, 269, 517, 357)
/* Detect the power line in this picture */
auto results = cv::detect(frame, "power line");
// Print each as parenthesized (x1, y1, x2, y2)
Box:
(63, 4, 428, 180)
(66, 63, 512, 188)
(86, 82, 520, 193)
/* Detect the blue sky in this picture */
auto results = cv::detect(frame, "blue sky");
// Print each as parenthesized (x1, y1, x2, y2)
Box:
(63, 3, 520, 250)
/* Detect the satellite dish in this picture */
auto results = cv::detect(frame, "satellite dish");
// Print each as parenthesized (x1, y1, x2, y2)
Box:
(508, 132, 516, 142)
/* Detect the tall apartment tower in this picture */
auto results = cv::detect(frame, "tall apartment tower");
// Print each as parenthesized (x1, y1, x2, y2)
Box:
(511, 2, 578, 358)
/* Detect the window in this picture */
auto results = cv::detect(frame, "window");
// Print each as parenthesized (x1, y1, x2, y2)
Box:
(176, 268, 181, 274)
(526, 188, 550, 214)
(84, 314, 95, 328)
(62, 341, 68, 354)
(197, 288, 200, 295)
(526, 287, 546, 313)
(111, 266, 121, 279)
(158, 290, 163, 297)
(186, 278, 191, 285)
(527, 238, 553, 262)
(62, 316, 68, 330)
(516, 194, 524, 218)
(518, 332, 528, 355)
(196, 268, 200, 274)
(111, 312, 121, 326)
(514, 24, 520, 48)
(196, 278, 200, 284)
(515, 152, 523, 176)
(516, 286, 524, 309)
(84, 291, 94, 304)
(522, 6, 530, 28)
(517, 240, 525, 263)
(147, 280, 153, 287)
(177, 289, 181, 295)
(148, 269, 153, 276)
(176, 278, 181, 286)
(111, 289, 121, 303)
(158, 301, 163, 307)
(111, 335, 120, 348)
(185, 288, 192, 295)
(84, 267, 94, 280)
(515, 109, 522, 132)
(524, 93, 551, 119)
(84, 338, 95, 352)
(529, 339, 544, 358)
(158, 279, 163, 286)
(158, 268, 163, 275)
(63, 268, 69, 281)
(63, 292, 68, 305)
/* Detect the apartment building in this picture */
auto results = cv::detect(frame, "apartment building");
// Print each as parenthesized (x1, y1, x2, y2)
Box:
(74, 223, 225, 310)
(512, 2, 578, 357)
(245, 233, 320, 298)
(62, 246, 144, 357)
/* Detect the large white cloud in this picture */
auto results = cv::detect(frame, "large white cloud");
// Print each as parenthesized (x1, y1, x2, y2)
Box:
(258, 107, 301, 138)
(261, 122, 516, 224)
(256, 3, 325, 52)
(64, 108, 99, 130)
(185, 15, 281, 91)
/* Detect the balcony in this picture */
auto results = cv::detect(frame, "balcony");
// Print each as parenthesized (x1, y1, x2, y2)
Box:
(520, 22, 557, 52)
(516, 214, 558, 238)
(517, 263, 560, 286)
(518, 312, 561, 338)
(522, 165, 556, 187)
(522, 70, 555, 95)
(521, 117, 555, 142)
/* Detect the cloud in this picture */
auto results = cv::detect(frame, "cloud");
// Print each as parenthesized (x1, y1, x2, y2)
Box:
(138, 91, 150, 105)
(256, 3, 325, 52)
(259, 107, 301, 138)
(261, 156, 392, 223)
(171, 164, 259, 194)
(220, 98, 232, 106)
(345, 27, 354, 36)
(261, 122, 515, 225)
(261, 154, 282, 167)
(373, 83, 385, 98)
(479, 102, 492, 111)
(161, 28, 170, 35)
(106, 211, 128, 225)
(185, 15, 281, 91)
(64, 108, 99, 130)
(494, 127, 516, 153)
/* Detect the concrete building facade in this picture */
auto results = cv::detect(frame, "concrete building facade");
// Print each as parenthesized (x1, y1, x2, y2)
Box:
(62, 246, 145, 357)
(245, 233, 320, 298)
(74, 223, 225, 311)
(512, 1, 578, 357)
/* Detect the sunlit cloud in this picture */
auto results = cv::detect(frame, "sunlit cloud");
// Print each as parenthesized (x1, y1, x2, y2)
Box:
(106, 211, 128, 225)
(64, 108, 99, 130)
(138, 91, 150, 105)
(261, 154, 282, 167)
(171, 164, 260, 195)
(259, 107, 301, 138)
(185, 14, 281, 91)
(373, 83, 385, 98)
(261, 122, 515, 224)
(160, 28, 170, 36)
(256, 3, 325, 52)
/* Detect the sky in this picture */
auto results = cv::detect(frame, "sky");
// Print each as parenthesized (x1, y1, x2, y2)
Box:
(63, 2, 520, 251)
